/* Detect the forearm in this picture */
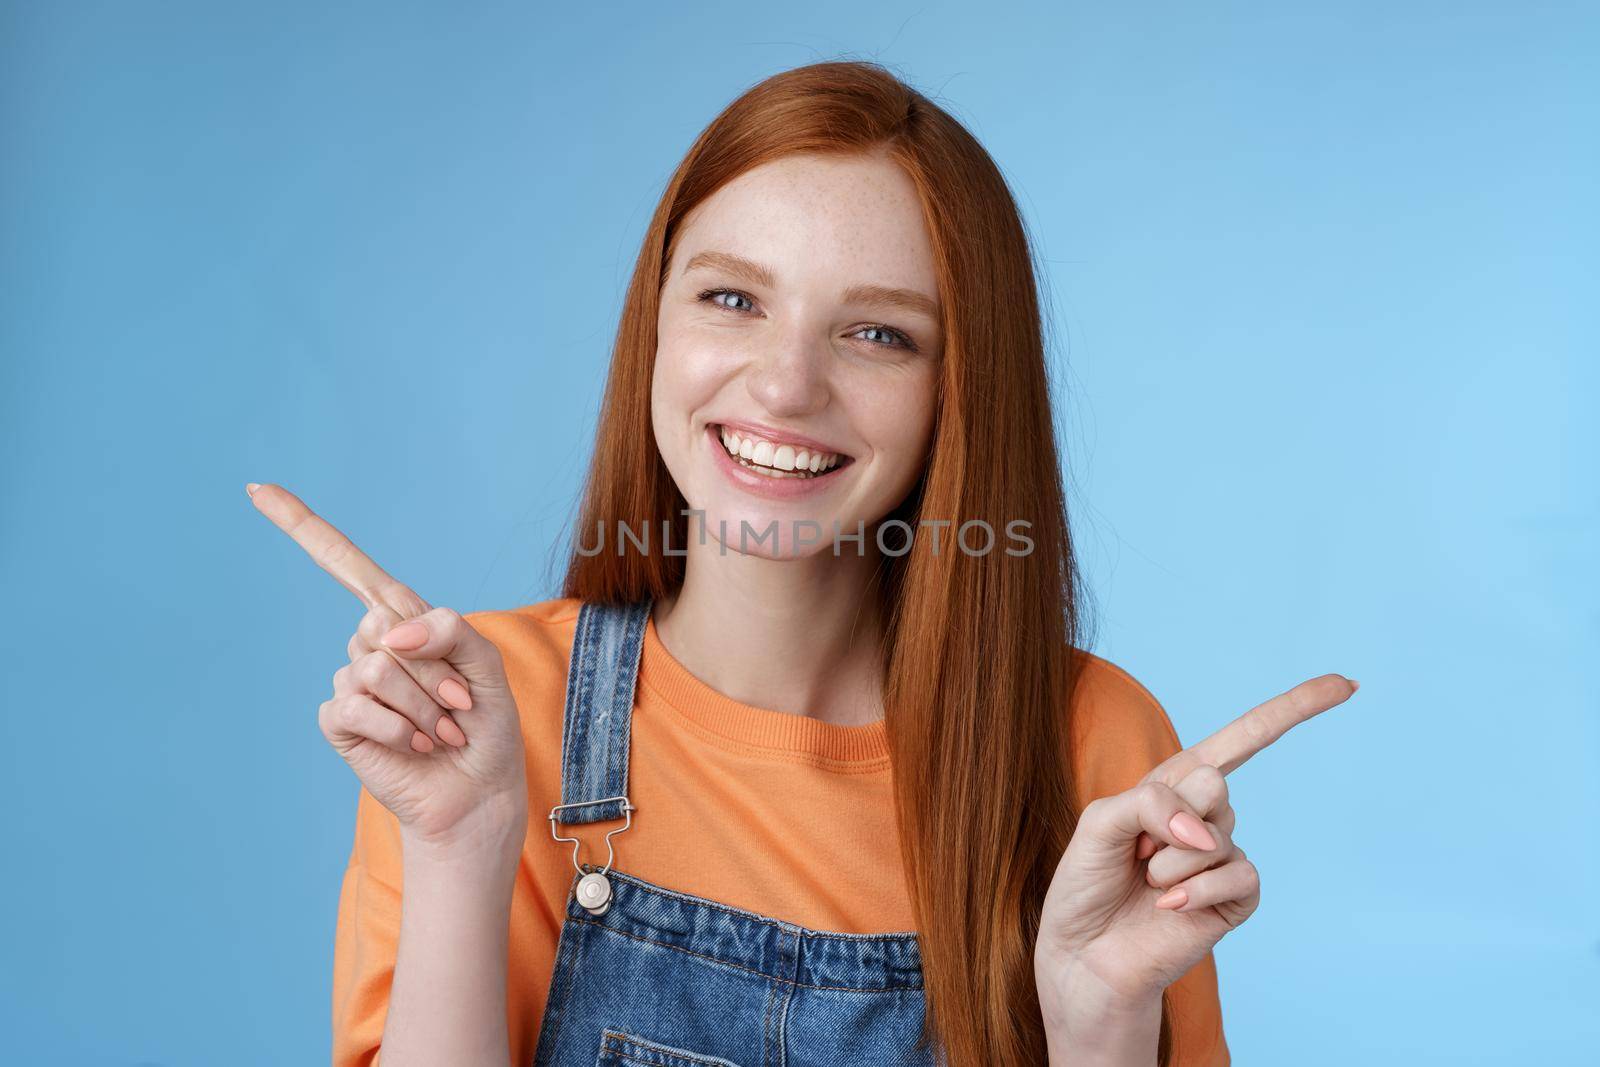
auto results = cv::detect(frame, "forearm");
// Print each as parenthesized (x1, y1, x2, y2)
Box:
(380, 824, 524, 1067)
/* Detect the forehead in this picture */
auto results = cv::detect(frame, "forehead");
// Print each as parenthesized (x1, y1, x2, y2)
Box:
(670, 151, 938, 297)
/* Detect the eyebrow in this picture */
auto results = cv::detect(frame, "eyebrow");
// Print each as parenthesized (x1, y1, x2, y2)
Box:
(683, 249, 941, 321)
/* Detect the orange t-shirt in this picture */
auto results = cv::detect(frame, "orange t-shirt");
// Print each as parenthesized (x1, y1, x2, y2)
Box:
(332, 598, 1229, 1065)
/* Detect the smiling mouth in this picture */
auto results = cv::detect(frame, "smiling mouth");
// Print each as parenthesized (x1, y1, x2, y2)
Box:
(712, 424, 854, 480)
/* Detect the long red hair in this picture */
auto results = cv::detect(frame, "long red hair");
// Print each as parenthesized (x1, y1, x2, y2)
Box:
(560, 59, 1173, 1066)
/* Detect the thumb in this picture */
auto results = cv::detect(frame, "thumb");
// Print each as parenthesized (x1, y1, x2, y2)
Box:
(378, 607, 507, 691)
(1076, 781, 1218, 858)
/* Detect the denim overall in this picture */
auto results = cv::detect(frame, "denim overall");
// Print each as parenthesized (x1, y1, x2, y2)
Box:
(531, 599, 939, 1067)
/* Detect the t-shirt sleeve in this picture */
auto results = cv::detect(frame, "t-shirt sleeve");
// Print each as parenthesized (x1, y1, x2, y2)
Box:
(331, 782, 403, 1067)
(1068, 653, 1231, 1067)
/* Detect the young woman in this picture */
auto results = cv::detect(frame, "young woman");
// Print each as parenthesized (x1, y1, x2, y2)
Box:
(250, 60, 1354, 1067)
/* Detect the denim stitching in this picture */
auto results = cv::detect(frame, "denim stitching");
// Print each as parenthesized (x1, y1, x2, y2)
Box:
(773, 926, 800, 1067)
(530, 898, 589, 1066)
(560, 600, 649, 822)
(569, 918, 924, 992)
(612, 601, 647, 817)
(760, 982, 774, 1067)
(606, 871, 920, 946)
(601, 1029, 745, 1067)
(559, 602, 596, 809)
(563, 602, 596, 814)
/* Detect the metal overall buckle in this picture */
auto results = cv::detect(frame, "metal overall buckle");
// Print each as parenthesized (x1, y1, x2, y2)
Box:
(548, 795, 634, 916)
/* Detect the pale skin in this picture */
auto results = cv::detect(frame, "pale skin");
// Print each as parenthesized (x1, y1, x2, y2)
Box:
(646, 148, 943, 728)
(251, 149, 1357, 1065)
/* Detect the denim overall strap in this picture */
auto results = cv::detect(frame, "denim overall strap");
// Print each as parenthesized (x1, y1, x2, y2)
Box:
(532, 595, 938, 1066)
(554, 598, 652, 824)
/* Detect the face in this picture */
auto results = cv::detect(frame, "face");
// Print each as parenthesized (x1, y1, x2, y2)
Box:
(651, 149, 943, 559)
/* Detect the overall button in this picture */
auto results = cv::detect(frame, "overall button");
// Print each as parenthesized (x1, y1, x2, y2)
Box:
(576, 871, 613, 915)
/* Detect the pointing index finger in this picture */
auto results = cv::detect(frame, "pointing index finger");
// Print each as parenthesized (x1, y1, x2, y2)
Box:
(1186, 674, 1358, 776)
(247, 483, 427, 616)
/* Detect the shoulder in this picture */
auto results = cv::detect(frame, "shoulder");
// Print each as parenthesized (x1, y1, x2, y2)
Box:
(459, 598, 587, 754)
(1066, 650, 1187, 809)
(462, 597, 583, 681)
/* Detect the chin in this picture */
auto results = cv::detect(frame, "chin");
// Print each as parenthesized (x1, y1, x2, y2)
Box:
(688, 499, 828, 560)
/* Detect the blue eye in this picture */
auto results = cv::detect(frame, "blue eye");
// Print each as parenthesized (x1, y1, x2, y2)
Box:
(699, 288, 755, 313)
(858, 325, 911, 348)
(694, 288, 918, 352)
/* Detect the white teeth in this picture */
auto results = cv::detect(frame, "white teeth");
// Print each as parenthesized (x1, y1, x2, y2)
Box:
(714, 425, 844, 478)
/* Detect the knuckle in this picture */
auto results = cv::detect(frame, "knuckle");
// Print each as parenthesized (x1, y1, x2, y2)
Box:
(1136, 781, 1171, 810)
(328, 696, 356, 728)
(360, 607, 397, 639)
(1239, 711, 1276, 750)
(1080, 796, 1111, 827)
(378, 580, 427, 615)
(344, 697, 372, 727)
(1193, 763, 1226, 795)
(1183, 764, 1228, 813)
(355, 652, 392, 688)
(390, 720, 414, 749)
(1216, 806, 1237, 836)
(431, 607, 465, 643)
(315, 537, 351, 569)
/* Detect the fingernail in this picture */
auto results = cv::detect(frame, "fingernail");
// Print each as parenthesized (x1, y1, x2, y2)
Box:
(1169, 811, 1217, 850)
(437, 678, 473, 711)
(245, 482, 260, 496)
(436, 715, 467, 747)
(382, 621, 428, 650)
(1155, 888, 1188, 910)
(410, 730, 434, 753)
(1349, 678, 1361, 692)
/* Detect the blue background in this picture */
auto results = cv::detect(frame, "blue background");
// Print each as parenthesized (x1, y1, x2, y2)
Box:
(2, 2, 1594, 1063)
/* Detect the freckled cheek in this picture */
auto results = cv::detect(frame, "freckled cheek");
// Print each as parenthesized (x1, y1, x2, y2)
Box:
(848, 375, 937, 473)
(654, 329, 748, 405)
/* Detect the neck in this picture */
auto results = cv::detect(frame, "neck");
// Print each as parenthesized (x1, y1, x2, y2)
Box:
(651, 536, 888, 727)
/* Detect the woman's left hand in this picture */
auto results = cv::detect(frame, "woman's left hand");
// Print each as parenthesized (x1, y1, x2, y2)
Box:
(1033, 674, 1359, 1060)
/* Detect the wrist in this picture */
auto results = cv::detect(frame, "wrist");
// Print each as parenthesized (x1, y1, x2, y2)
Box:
(1037, 956, 1162, 1066)
(401, 795, 528, 872)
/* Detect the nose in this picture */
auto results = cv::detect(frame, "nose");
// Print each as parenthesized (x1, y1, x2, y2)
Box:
(743, 330, 831, 418)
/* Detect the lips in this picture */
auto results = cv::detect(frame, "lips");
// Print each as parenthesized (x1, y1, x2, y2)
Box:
(703, 423, 854, 501)
(710, 423, 854, 479)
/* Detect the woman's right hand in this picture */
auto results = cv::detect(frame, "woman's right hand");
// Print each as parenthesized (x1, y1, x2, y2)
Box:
(248, 483, 529, 852)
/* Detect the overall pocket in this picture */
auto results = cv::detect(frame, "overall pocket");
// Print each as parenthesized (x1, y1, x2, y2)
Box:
(597, 1029, 747, 1067)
